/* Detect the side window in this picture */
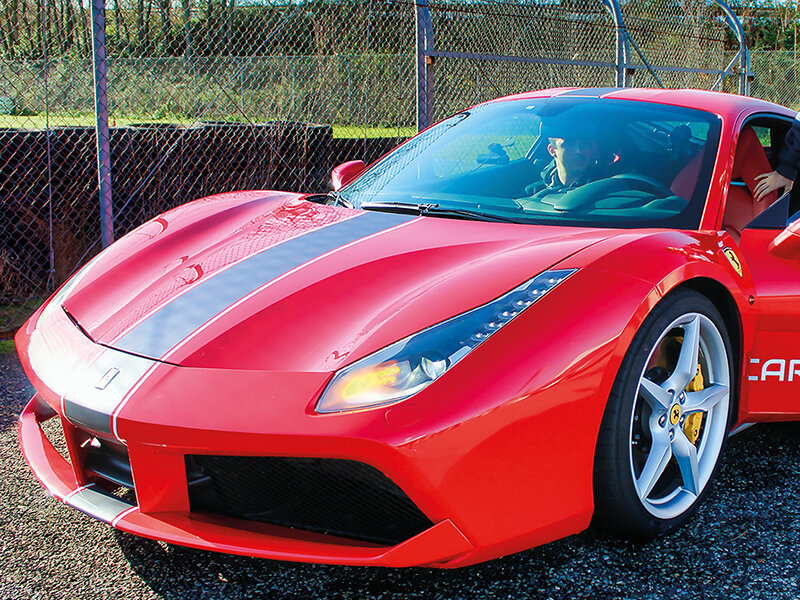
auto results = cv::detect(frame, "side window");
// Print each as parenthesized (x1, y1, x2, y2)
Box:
(723, 118, 790, 241)
(750, 125, 771, 152)
(743, 117, 791, 171)
(746, 117, 798, 219)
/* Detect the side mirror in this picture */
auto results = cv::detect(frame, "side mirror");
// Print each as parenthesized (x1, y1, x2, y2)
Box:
(768, 218, 800, 259)
(331, 160, 366, 191)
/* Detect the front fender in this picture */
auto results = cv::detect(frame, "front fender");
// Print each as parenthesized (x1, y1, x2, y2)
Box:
(560, 229, 754, 425)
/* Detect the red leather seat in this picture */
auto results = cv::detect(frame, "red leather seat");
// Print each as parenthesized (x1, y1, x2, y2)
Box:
(670, 151, 704, 201)
(723, 126, 778, 242)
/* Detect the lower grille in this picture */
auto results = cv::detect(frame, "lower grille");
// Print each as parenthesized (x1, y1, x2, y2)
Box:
(40, 407, 136, 502)
(186, 456, 434, 546)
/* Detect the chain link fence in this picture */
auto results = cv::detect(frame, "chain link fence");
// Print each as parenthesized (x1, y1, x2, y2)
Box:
(1, 11, 100, 337)
(621, 0, 730, 91)
(414, 0, 618, 122)
(750, 50, 800, 108)
(0, 0, 782, 337)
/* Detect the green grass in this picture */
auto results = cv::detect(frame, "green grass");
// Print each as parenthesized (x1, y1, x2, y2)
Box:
(0, 339, 15, 354)
(0, 113, 196, 129)
(330, 125, 415, 139)
(0, 114, 416, 139)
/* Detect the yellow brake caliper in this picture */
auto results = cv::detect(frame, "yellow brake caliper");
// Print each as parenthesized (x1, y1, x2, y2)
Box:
(683, 364, 705, 445)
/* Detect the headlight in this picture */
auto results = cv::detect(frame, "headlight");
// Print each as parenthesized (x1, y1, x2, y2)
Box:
(316, 268, 576, 413)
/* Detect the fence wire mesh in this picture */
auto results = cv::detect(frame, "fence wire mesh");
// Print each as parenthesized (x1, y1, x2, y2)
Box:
(1, 4, 98, 336)
(0, 0, 786, 336)
(750, 50, 800, 108)
(621, 0, 729, 90)
(416, 0, 617, 121)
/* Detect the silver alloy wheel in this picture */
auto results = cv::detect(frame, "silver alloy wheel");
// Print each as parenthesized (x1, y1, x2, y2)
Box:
(628, 312, 730, 520)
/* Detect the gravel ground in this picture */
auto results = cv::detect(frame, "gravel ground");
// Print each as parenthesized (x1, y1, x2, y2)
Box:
(1, 349, 798, 600)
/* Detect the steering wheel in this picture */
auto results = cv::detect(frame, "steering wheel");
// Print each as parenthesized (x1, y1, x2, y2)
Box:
(546, 173, 674, 212)
(611, 173, 674, 196)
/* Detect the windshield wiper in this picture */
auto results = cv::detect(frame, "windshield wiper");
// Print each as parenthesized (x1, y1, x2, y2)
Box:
(361, 201, 521, 223)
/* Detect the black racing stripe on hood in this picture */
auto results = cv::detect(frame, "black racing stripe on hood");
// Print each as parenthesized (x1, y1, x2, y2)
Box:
(114, 210, 415, 359)
(64, 400, 115, 437)
(62, 346, 155, 437)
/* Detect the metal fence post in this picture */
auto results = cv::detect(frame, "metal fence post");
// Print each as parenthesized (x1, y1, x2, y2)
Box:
(91, 0, 114, 248)
(707, 0, 751, 95)
(603, 0, 632, 87)
(740, 46, 751, 96)
(415, 0, 435, 131)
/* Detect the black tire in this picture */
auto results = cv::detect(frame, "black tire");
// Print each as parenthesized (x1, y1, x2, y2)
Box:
(593, 288, 734, 538)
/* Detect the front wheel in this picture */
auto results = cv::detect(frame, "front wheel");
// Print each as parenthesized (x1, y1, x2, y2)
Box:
(593, 289, 733, 537)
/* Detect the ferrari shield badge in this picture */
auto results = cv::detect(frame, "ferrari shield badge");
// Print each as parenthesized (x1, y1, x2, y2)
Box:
(723, 247, 743, 277)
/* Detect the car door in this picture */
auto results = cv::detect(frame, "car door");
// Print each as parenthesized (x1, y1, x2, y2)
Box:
(728, 117, 800, 417)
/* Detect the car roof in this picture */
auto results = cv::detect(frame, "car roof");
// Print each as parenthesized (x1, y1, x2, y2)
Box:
(493, 87, 795, 121)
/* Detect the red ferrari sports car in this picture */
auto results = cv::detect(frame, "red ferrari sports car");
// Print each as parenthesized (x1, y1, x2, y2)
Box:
(17, 88, 800, 568)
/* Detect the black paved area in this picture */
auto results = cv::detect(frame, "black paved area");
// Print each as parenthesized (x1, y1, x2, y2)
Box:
(1, 349, 798, 600)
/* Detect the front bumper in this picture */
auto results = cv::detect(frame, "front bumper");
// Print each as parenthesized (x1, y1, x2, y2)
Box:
(16, 300, 475, 567)
(19, 394, 473, 567)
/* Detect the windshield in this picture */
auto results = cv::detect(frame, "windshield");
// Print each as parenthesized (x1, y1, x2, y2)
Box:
(339, 98, 721, 229)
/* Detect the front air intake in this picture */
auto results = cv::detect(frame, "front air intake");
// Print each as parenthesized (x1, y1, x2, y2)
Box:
(185, 455, 434, 546)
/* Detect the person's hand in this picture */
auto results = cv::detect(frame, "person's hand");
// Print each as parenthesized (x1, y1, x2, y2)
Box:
(754, 170, 793, 201)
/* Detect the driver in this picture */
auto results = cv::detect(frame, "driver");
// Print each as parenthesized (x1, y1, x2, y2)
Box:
(546, 135, 604, 188)
(526, 117, 615, 198)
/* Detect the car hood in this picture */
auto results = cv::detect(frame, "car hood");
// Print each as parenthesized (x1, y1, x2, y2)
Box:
(62, 192, 618, 371)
